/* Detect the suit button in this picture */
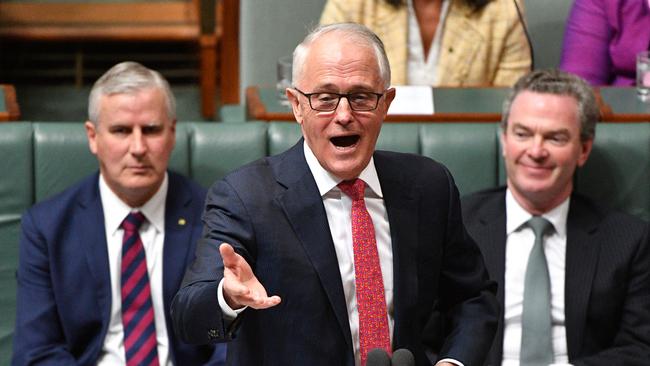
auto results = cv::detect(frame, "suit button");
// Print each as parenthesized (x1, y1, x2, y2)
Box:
(207, 329, 220, 340)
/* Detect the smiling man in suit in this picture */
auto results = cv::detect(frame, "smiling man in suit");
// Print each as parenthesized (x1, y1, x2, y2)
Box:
(172, 23, 498, 366)
(462, 69, 650, 365)
(12, 62, 225, 366)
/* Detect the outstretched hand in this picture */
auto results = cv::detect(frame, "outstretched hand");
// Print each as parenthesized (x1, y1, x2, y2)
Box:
(219, 243, 281, 310)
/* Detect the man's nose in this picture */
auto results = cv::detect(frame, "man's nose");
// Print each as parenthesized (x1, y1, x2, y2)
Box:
(333, 96, 353, 124)
(528, 135, 548, 159)
(130, 129, 147, 155)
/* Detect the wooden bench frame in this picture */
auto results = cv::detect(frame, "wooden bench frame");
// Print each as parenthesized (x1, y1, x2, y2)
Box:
(0, 84, 21, 121)
(0, 0, 240, 119)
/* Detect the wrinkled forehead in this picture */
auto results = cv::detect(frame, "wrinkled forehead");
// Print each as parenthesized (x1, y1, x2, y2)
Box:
(301, 34, 383, 88)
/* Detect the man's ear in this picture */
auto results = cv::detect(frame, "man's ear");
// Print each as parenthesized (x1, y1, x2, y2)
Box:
(499, 129, 507, 158)
(577, 138, 594, 167)
(287, 88, 304, 125)
(381, 87, 396, 117)
(85, 121, 98, 155)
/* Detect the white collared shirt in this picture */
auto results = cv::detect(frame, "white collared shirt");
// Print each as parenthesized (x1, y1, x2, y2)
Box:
(406, 0, 450, 85)
(97, 173, 173, 366)
(303, 142, 394, 366)
(502, 189, 571, 366)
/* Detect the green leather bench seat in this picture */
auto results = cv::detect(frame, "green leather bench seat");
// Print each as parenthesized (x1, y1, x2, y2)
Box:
(0, 121, 648, 363)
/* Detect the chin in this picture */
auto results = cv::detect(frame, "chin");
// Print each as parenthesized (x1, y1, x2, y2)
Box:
(329, 163, 364, 180)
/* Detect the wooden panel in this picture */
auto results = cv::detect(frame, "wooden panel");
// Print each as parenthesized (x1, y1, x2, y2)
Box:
(220, 0, 239, 104)
(0, 26, 199, 41)
(0, 0, 226, 119)
(0, 2, 198, 25)
(0, 85, 21, 122)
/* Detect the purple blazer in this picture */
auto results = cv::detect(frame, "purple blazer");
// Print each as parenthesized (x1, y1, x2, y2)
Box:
(560, 0, 650, 86)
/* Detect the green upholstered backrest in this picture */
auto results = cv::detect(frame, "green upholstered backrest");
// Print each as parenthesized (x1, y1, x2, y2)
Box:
(33, 123, 97, 201)
(420, 123, 500, 196)
(576, 123, 650, 221)
(377, 123, 420, 154)
(0, 123, 33, 366)
(268, 122, 302, 156)
(33, 122, 190, 202)
(190, 122, 268, 187)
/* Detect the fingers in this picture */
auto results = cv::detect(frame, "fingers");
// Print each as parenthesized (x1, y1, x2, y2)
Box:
(219, 242, 282, 310)
(236, 293, 282, 310)
(219, 243, 239, 268)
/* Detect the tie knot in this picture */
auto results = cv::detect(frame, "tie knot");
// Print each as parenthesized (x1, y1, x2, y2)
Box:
(338, 178, 366, 201)
(122, 211, 146, 232)
(528, 216, 552, 238)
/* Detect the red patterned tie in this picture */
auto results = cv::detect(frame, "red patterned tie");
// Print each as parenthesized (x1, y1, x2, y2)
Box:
(121, 212, 160, 366)
(338, 179, 391, 366)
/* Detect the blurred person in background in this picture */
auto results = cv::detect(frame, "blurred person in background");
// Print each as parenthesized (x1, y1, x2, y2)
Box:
(320, 0, 531, 86)
(560, 0, 650, 86)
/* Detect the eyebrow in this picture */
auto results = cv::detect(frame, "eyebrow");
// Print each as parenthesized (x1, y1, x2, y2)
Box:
(511, 123, 571, 135)
(311, 83, 376, 92)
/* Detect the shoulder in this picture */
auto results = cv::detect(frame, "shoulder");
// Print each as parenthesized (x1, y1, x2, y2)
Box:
(570, 193, 648, 235)
(374, 150, 450, 180)
(461, 187, 506, 218)
(21, 173, 99, 237)
(168, 171, 207, 200)
(25, 173, 98, 219)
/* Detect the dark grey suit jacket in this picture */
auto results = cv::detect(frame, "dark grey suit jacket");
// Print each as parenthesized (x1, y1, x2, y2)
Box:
(462, 187, 650, 366)
(172, 141, 499, 366)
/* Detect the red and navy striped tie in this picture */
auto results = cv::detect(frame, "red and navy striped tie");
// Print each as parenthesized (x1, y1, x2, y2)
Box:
(121, 212, 160, 366)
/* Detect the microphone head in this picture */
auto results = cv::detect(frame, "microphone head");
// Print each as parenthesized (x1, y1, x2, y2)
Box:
(366, 348, 391, 366)
(391, 348, 415, 366)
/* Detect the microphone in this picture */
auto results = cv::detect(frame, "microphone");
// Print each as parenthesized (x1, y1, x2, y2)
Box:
(391, 348, 415, 366)
(366, 348, 391, 366)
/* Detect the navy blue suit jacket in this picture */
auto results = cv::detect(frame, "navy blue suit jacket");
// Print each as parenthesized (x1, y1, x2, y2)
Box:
(462, 187, 650, 366)
(172, 141, 499, 366)
(13, 171, 225, 365)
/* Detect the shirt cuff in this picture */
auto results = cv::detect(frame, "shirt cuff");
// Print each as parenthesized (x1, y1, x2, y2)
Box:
(436, 358, 464, 366)
(217, 278, 247, 319)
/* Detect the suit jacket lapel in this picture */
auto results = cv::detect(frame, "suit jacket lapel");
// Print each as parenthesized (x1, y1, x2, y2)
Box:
(79, 174, 112, 333)
(161, 174, 197, 338)
(273, 141, 353, 351)
(564, 196, 600, 359)
(373, 153, 418, 348)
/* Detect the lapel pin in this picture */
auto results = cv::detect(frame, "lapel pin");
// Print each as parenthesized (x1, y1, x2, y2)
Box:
(178, 218, 187, 226)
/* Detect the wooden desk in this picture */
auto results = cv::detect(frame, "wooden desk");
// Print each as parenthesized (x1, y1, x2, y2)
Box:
(598, 87, 650, 122)
(0, 84, 20, 121)
(247, 86, 507, 122)
(246, 86, 650, 123)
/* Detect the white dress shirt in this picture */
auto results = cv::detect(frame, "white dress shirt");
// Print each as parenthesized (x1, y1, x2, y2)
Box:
(406, 0, 450, 85)
(502, 189, 572, 366)
(97, 173, 173, 366)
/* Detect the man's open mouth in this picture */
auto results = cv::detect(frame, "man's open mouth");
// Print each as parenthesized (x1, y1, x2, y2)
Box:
(330, 135, 360, 147)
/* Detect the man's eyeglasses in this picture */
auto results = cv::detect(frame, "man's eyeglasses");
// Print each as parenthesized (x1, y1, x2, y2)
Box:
(293, 88, 386, 112)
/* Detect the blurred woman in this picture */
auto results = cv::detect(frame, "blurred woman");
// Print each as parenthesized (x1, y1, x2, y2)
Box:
(560, 0, 650, 86)
(320, 0, 531, 86)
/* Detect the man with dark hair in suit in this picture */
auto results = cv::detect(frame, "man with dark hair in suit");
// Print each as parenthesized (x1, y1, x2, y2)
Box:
(13, 61, 225, 365)
(462, 68, 650, 365)
(172, 23, 498, 366)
